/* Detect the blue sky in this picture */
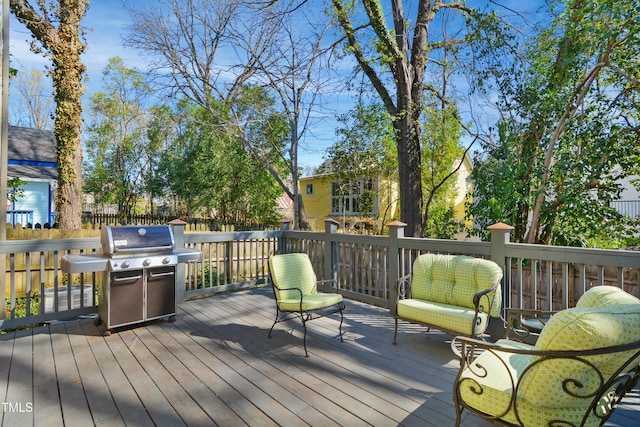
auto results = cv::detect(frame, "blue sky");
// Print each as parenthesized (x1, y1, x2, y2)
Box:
(8, 0, 344, 170)
(8, 1, 548, 170)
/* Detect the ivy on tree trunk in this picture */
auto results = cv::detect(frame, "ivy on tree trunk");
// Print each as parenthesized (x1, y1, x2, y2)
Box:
(10, 0, 88, 230)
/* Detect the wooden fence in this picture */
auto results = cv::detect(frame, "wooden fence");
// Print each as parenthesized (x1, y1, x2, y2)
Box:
(2, 220, 639, 332)
(81, 212, 272, 231)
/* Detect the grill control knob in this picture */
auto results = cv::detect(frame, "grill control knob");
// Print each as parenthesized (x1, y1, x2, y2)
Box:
(143, 258, 151, 267)
(162, 257, 171, 264)
(121, 260, 130, 269)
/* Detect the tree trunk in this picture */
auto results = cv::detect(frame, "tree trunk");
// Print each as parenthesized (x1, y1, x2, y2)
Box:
(10, 0, 88, 230)
(394, 113, 423, 237)
(52, 9, 85, 230)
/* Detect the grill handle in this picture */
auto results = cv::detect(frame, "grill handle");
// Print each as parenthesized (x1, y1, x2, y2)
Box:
(112, 274, 143, 282)
(149, 271, 175, 279)
(113, 246, 173, 253)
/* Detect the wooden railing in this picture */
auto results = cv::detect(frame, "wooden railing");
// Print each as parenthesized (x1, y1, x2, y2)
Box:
(6, 210, 34, 226)
(1, 220, 639, 331)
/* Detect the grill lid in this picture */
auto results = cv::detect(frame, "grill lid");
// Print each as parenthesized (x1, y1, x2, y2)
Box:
(102, 225, 175, 256)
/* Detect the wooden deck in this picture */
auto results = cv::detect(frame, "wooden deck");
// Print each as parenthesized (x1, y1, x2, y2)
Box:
(1, 286, 638, 427)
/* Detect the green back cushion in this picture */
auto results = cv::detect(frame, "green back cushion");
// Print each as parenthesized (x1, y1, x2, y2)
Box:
(576, 285, 640, 308)
(411, 254, 503, 316)
(269, 253, 317, 300)
(521, 288, 640, 407)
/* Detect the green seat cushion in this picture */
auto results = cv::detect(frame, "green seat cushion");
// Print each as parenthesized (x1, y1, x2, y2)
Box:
(278, 293, 344, 312)
(397, 299, 489, 336)
(411, 254, 502, 317)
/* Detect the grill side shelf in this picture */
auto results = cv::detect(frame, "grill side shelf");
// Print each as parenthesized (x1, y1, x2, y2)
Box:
(61, 254, 109, 274)
(173, 248, 203, 263)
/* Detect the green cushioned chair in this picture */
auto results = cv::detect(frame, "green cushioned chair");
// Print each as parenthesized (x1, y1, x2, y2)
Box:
(452, 285, 640, 427)
(394, 253, 503, 344)
(268, 253, 345, 356)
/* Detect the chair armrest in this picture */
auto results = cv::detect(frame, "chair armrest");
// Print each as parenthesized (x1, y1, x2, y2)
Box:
(395, 273, 412, 300)
(451, 336, 640, 392)
(472, 280, 500, 316)
(504, 308, 557, 341)
(317, 279, 339, 293)
(452, 335, 640, 377)
(270, 282, 304, 299)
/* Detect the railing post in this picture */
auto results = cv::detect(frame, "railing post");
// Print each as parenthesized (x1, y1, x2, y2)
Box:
(387, 221, 406, 313)
(278, 219, 291, 254)
(170, 219, 187, 304)
(487, 222, 514, 340)
(323, 219, 339, 290)
(488, 222, 513, 267)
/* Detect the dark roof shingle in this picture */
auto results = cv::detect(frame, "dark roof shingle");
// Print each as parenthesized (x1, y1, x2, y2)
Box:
(7, 125, 57, 180)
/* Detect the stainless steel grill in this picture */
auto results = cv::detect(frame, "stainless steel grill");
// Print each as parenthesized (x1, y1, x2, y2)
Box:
(61, 225, 201, 335)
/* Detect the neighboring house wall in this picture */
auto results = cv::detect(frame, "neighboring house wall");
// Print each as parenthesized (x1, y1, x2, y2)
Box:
(7, 126, 58, 227)
(301, 175, 334, 230)
(300, 173, 398, 231)
(453, 155, 473, 228)
(612, 175, 640, 219)
(301, 156, 473, 232)
(618, 176, 639, 200)
(10, 180, 55, 226)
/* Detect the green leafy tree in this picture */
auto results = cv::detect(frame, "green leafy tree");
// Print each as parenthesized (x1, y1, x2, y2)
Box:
(7, 178, 27, 203)
(124, 0, 315, 229)
(84, 58, 155, 218)
(327, 100, 467, 238)
(421, 101, 466, 239)
(323, 102, 396, 230)
(144, 104, 178, 214)
(325, 102, 396, 178)
(469, 0, 640, 246)
(158, 88, 288, 225)
(331, 0, 506, 237)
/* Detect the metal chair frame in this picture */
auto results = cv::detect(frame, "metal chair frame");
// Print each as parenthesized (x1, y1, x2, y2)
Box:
(451, 307, 640, 426)
(268, 265, 345, 357)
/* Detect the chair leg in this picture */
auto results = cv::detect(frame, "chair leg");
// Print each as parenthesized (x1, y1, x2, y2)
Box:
(454, 405, 462, 427)
(338, 302, 345, 343)
(453, 391, 464, 427)
(393, 317, 399, 345)
(301, 312, 309, 357)
(268, 307, 280, 338)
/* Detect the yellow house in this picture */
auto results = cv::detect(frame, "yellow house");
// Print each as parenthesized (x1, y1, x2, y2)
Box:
(452, 154, 474, 228)
(299, 174, 399, 231)
(299, 154, 473, 232)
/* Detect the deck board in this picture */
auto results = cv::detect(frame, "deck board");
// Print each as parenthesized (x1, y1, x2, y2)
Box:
(78, 320, 153, 427)
(4, 329, 32, 427)
(1, 286, 638, 426)
(32, 328, 64, 427)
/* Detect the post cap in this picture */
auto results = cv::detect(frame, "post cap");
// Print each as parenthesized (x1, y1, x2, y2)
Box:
(487, 222, 514, 231)
(386, 221, 407, 227)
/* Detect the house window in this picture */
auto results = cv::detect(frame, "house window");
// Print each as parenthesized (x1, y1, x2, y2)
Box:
(306, 183, 314, 196)
(330, 178, 375, 215)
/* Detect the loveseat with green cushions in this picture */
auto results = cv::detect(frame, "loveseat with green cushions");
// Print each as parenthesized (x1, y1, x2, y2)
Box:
(452, 285, 640, 427)
(393, 253, 503, 344)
